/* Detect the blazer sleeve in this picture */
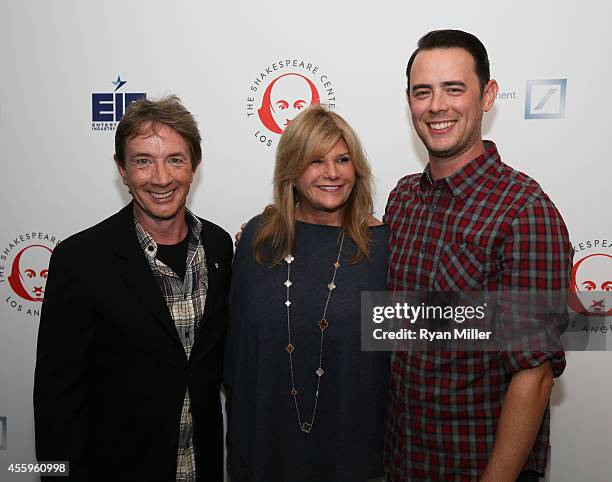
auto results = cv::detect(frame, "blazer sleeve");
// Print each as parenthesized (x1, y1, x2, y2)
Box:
(33, 240, 95, 481)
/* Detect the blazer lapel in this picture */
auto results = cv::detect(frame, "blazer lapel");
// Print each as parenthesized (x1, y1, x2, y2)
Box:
(109, 205, 183, 347)
(191, 221, 223, 356)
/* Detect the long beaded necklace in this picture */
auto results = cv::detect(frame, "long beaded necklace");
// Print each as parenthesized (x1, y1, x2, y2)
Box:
(284, 233, 345, 434)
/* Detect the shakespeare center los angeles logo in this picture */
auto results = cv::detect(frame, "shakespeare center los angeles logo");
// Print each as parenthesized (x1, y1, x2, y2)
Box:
(569, 239, 612, 318)
(0, 231, 61, 317)
(246, 59, 337, 148)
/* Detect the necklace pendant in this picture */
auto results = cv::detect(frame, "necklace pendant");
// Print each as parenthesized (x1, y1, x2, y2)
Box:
(284, 279, 292, 287)
(316, 367, 324, 377)
(327, 282, 336, 291)
(284, 254, 295, 264)
(301, 422, 312, 434)
(286, 343, 295, 353)
(318, 319, 328, 331)
(334, 261, 341, 269)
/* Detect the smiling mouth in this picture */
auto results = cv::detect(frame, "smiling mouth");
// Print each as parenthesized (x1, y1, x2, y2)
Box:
(428, 121, 456, 131)
(149, 190, 174, 199)
(318, 185, 342, 192)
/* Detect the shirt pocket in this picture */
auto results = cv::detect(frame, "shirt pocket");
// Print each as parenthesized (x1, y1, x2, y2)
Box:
(433, 243, 492, 291)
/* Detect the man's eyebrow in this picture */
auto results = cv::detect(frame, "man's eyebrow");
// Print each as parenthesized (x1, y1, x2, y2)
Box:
(442, 81, 467, 88)
(129, 152, 187, 158)
(410, 81, 468, 92)
(410, 83, 432, 92)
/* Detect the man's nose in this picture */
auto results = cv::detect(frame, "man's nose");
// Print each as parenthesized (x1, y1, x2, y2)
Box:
(429, 90, 448, 113)
(151, 160, 171, 185)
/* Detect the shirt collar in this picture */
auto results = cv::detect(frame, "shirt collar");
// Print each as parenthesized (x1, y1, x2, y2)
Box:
(420, 140, 501, 200)
(135, 208, 202, 259)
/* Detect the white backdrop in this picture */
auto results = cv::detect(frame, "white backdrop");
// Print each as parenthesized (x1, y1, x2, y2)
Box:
(0, 1, 610, 480)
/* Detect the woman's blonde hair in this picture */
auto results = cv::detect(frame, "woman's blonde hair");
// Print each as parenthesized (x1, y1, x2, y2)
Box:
(253, 104, 374, 265)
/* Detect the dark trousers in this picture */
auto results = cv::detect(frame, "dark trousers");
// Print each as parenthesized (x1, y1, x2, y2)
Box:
(386, 470, 542, 481)
(516, 470, 542, 482)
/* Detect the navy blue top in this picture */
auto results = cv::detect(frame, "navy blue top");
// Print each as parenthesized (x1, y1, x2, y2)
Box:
(224, 216, 389, 482)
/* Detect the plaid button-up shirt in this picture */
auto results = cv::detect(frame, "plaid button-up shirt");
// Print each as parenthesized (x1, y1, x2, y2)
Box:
(383, 142, 573, 481)
(136, 210, 208, 482)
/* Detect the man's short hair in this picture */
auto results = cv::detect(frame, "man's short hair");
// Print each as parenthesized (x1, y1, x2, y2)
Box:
(406, 29, 491, 93)
(115, 95, 202, 169)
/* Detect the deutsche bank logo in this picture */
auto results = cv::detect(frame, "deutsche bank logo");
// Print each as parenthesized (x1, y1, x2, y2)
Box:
(0, 417, 6, 450)
(524, 79, 567, 119)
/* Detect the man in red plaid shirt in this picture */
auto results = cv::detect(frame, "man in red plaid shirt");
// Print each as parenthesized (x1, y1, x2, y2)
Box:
(383, 30, 573, 481)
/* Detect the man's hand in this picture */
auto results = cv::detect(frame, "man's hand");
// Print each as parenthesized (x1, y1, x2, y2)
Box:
(234, 223, 246, 247)
(479, 362, 554, 482)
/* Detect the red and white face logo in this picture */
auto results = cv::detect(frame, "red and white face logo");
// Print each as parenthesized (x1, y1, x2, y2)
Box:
(258, 73, 320, 134)
(570, 253, 612, 317)
(8, 244, 52, 302)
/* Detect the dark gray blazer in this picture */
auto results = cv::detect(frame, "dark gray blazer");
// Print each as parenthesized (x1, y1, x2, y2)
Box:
(34, 203, 232, 481)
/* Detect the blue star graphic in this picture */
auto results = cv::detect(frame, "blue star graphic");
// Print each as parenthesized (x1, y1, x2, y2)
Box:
(112, 75, 127, 92)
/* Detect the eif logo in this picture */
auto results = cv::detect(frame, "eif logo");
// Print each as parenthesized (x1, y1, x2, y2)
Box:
(524, 79, 567, 119)
(91, 76, 146, 131)
(0, 417, 6, 450)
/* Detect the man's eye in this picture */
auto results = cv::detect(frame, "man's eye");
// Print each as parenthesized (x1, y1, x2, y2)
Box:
(447, 88, 463, 95)
(413, 91, 429, 99)
(276, 100, 289, 110)
(169, 158, 184, 166)
(135, 159, 151, 166)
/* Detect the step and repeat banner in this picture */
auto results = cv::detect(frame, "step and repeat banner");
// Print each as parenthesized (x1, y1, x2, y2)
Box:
(1, 1, 610, 480)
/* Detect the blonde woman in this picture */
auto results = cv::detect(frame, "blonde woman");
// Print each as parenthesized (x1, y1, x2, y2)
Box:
(224, 105, 389, 482)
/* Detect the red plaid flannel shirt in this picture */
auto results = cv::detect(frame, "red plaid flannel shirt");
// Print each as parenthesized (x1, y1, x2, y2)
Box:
(383, 141, 573, 481)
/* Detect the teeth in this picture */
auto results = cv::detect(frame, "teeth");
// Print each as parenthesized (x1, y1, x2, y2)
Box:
(319, 186, 340, 191)
(430, 121, 455, 130)
(150, 191, 173, 199)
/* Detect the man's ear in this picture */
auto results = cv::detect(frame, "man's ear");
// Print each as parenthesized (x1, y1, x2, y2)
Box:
(114, 154, 128, 185)
(482, 79, 499, 113)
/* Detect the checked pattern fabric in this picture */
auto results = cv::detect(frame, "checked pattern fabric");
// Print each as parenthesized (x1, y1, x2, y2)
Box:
(383, 141, 573, 481)
(136, 210, 208, 482)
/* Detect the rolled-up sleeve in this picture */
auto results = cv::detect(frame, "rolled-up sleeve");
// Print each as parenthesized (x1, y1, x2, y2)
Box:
(498, 196, 573, 378)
